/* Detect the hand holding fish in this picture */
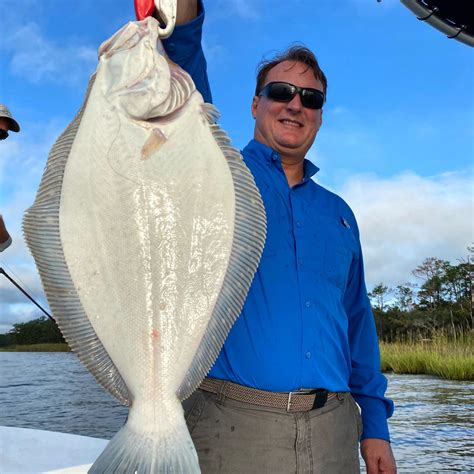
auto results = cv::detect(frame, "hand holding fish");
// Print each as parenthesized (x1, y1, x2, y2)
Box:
(135, 0, 197, 27)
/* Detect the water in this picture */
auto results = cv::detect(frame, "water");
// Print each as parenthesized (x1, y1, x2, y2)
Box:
(0, 352, 127, 439)
(385, 373, 474, 473)
(0, 353, 473, 472)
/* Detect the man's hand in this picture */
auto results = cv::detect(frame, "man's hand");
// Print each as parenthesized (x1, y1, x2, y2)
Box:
(135, 0, 198, 24)
(361, 438, 397, 474)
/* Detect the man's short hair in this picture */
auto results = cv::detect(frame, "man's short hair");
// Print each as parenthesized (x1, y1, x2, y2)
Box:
(255, 45, 327, 100)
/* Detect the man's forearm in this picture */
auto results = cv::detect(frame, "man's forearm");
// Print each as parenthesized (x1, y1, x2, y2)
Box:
(176, 0, 198, 24)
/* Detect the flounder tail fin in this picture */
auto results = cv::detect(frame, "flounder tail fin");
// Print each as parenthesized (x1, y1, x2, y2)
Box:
(89, 416, 199, 474)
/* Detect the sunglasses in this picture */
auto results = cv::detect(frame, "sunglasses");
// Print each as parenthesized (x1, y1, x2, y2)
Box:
(258, 81, 325, 110)
(0, 129, 8, 140)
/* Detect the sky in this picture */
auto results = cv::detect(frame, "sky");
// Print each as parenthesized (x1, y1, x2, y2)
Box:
(0, 0, 473, 334)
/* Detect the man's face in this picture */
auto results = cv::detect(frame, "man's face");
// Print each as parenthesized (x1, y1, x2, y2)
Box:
(251, 60, 323, 161)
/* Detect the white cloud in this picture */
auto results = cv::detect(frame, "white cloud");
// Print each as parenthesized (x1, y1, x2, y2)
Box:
(1, 21, 96, 86)
(334, 170, 473, 290)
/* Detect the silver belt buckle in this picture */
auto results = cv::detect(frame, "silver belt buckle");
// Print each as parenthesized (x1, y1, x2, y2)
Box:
(286, 389, 318, 412)
(286, 391, 295, 412)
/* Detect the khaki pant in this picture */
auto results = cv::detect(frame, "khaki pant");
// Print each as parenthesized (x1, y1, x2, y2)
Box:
(183, 389, 362, 474)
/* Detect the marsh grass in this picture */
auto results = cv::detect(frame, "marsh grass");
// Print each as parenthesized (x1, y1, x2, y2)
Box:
(0, 343, 70, 352)
(380, 330, 474, 381)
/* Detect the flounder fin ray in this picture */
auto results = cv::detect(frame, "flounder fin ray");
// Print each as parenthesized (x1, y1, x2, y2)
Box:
(177, 105, 266, 400)
(88, 417, 200, 473)
(159, 61, 196, 116)
(22, 73, 131, 407)
(202, 102, 220, 123)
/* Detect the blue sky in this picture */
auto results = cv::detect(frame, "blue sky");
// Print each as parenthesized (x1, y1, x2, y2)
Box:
(0, 0, 473, 333)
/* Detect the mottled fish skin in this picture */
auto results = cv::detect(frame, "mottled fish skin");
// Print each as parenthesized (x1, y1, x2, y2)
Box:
(24, 15, 266, 474)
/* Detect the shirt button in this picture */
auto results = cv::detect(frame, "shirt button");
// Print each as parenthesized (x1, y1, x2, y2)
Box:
(305, 301, 311, 308)
(305, 352, 312, 359)
(298, 258, 303, 265)
(296, 221, 301, 228)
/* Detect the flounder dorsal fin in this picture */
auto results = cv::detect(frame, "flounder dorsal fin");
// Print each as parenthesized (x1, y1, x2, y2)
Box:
(23, 74, 132, 407)
(177, 102, 266, 400)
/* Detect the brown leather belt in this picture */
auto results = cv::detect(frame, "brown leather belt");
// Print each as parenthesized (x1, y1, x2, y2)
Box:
(199, 378, 338, 413)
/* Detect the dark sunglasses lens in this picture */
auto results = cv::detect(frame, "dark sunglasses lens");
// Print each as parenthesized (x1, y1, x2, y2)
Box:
(301, 91, 324, 109)
(268, 83, 295, 101)
(0, 130, 9, 140)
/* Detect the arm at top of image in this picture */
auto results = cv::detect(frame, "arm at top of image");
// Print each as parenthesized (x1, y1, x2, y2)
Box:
(175, 0, 198, 24)
(161, 0, 213, 103)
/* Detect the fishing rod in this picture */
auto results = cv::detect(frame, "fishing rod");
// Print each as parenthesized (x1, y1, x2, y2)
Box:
(0, 267, 53, 321)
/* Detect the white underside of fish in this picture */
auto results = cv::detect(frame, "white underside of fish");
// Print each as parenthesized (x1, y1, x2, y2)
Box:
(24, 16, 266, 473)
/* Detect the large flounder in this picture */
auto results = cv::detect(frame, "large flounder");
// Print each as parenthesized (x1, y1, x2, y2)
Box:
(23, 16, 266, 473)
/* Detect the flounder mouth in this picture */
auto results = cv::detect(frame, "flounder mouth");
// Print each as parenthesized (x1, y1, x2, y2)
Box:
(98, 17, 158, 59)
(96, 16, 194, 121)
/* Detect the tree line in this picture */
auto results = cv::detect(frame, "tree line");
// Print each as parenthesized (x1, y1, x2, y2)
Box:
(369, 250, 473, 341)
(1, 250, 472, 346)
(0, 317, 64, 347)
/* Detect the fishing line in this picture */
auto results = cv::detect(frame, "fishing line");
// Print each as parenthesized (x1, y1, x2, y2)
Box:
(0, 258, 49, 314)
(0, 266, 53, 320)
(0, 259, 35, 297)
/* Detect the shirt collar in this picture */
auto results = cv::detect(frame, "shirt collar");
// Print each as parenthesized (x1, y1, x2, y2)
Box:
(243, 139, 320, 182)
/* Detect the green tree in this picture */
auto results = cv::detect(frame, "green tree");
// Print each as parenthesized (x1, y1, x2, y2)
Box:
(369, 283, 392, 339)
(412, 257, 449, 310)
(7, 317, 64, 345)
(0, 332, 17, 347)
(394, 283, 415, 312)
(369, 283, 392, 312)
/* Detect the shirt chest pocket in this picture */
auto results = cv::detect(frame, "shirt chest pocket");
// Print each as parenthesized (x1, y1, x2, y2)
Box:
(324, 243, 352, 291)
(320, 216, 357, 291)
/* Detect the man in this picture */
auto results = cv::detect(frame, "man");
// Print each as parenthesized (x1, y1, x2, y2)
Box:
(139, 1, 396, 472)
(0, 104, 19, 252)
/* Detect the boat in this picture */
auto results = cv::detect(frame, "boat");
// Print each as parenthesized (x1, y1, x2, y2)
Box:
(0, 425, 108, 473)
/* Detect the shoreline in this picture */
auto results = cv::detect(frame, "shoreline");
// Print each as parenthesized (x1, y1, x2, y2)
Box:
(0, 343, 70, 352)
(2, 340, 472, 381)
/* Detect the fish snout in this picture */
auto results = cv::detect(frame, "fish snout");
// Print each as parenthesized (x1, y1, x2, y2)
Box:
(98, 17, 159, 60)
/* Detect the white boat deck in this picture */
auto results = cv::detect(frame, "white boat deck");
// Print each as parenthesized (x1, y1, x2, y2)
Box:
(0, 426, 108, 473)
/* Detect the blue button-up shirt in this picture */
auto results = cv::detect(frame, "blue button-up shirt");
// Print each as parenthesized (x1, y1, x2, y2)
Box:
(163, 4, 394, 441)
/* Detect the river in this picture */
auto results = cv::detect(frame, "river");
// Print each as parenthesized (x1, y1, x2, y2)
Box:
(0, 352, 472, 472)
